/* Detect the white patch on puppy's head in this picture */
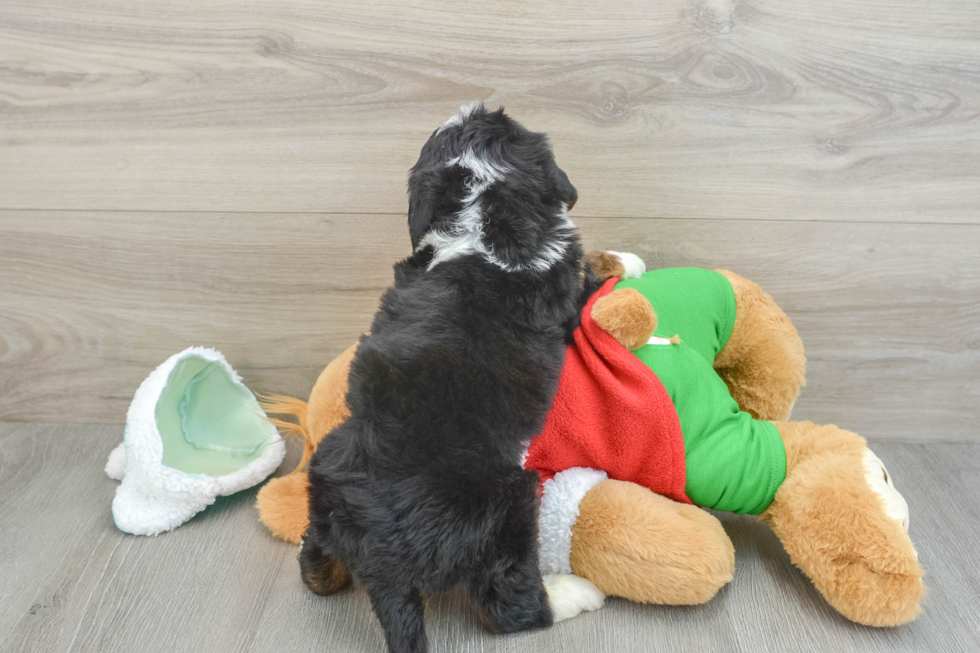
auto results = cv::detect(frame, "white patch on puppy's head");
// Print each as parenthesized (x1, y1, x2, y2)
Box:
(412, 105, 579, 273)
(418, 196, 486, 271)
(437, 101, 485, 133)
(418, 155, 576, 273)
(447, 149, 511, 197)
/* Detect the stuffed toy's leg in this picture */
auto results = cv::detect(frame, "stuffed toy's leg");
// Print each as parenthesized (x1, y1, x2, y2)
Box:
(569, 479, 735, 604)
(255, 343, 358, 543)
(764, 421, 925, 626)
(713, 270, 806, 421)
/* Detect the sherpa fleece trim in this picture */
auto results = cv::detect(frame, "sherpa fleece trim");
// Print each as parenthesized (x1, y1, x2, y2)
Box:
(105, 347, 285, 536)
(538, 467, 608, 576)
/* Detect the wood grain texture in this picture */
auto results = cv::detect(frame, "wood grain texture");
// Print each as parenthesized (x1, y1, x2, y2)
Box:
(2, 211, 978, 441)
(1, 423, 978, 652)
(2, 0, 979, 221)
(0, 210, 404, 425)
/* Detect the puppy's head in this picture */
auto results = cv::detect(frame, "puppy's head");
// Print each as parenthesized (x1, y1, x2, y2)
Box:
(408, 102, 578, 272)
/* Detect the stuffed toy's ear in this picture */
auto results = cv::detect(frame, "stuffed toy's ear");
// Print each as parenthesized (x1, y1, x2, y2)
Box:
(591, 288, 657, 351)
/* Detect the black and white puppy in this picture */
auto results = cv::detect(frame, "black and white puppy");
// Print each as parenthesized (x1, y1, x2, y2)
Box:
(300, 103, 604, 653)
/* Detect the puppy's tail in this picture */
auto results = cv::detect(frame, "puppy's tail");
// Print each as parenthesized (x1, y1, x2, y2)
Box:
(256, 394, 316, 543)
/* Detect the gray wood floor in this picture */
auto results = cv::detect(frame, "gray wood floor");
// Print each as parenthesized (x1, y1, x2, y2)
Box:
(1, 422, 977, 653)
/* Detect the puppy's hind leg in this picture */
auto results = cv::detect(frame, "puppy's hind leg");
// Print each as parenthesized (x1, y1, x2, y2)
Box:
(299, 537, 352, 596)
(366, 584, 428, 653)
(469, 470, 556, 633)
(470, 547, 553, 634)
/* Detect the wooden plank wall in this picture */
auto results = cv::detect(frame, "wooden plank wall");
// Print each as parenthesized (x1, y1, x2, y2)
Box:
(1, 0, 978, 441)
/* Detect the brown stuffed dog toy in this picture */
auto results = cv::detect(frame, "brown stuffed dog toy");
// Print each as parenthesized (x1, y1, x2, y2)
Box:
(258, 253, 924, 628)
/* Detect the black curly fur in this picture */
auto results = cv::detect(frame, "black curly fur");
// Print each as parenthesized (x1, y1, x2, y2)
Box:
(301, 104, 603, 653)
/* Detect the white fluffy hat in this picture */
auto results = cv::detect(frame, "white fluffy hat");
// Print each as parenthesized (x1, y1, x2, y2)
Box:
(105, 347, 285, 535)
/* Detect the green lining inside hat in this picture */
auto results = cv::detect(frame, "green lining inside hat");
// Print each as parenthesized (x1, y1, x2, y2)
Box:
(155, 355, 272, 476)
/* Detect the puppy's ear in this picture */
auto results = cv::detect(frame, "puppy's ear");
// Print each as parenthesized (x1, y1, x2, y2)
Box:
(552, 165, 578, 210)
(408, 191, 434, 250)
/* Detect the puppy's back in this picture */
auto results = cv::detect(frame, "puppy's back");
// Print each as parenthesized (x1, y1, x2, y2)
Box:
(303, 104, 586, 653)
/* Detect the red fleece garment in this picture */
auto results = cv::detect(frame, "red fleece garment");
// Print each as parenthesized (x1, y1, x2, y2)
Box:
(523, 278, 691, 504)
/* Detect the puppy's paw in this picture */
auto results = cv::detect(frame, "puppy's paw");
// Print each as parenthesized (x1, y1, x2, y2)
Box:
(606, 251, 645, 279)
(544, 573, 605, 622)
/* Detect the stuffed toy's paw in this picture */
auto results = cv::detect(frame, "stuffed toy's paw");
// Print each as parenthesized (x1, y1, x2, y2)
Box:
(607, 251, 646, 279)
(583, 251, 645, 280)
(544, 574, 606, 622)
(256, 471, 310, 543)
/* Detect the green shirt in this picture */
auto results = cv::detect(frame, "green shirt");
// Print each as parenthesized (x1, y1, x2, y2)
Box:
(616, 268, 786, 514)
